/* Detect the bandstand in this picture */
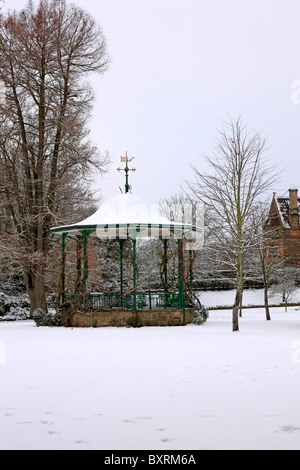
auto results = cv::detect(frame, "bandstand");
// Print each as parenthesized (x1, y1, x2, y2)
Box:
(50, 153, 203, 327)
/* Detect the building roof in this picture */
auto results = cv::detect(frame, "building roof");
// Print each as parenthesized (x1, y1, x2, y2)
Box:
(50, 192, 204, 243)
(273, 195, 300, 228)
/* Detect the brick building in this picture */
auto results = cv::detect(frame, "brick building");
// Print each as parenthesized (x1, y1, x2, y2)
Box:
(266, 188, 300, 263)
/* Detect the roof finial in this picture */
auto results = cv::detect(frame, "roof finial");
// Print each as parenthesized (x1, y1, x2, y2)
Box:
(117, 151, 136, 193)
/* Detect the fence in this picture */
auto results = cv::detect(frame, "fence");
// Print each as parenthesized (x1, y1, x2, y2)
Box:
(87, 292, 182, 310)
(64, 292, 183, 310)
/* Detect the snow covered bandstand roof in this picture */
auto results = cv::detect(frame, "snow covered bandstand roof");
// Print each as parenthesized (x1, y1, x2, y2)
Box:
(50, 193, 203, 241)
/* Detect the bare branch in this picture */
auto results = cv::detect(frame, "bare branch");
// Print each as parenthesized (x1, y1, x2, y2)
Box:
(186, 116, 280, 331)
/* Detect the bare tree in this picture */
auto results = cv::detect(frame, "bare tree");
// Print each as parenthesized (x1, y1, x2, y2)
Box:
(245, 201, 285, 320)
(159, 192, 204, 290)
(186, 116, 279, 331)
(270, 265, 299, 312)
(0, 0, 110, 314)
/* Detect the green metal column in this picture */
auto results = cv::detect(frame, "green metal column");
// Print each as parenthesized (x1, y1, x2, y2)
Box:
(61, 233, 67, 304)
(132, 238, 137, 310)
(178, 239, 186, 324)
(82, 231, 87, 291)
(177, 239, 182, 308)
(75, 236, 82, 294)
(82, 231, 88, 307)
(163, 239, 168, 288)
(189, 249, 193, 290)
(119, 239, 125, 305)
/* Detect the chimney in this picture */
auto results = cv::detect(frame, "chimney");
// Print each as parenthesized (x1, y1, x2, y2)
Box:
(289, 188, 299, 229)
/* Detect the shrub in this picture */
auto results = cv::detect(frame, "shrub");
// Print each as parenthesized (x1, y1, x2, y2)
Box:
(0, 292, 30, 321)
(193, 306, 209, 325)
(33, 308, 60, 327)
(126, 314, 139, 328)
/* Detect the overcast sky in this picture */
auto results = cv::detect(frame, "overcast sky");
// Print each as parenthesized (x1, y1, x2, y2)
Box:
(4, 0, 300, 205)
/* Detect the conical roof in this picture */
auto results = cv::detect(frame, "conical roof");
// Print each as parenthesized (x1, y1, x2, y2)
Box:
(51, 192, 203, 243)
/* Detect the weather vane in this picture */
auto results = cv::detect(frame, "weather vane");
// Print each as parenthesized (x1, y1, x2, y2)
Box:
(117, 151, 136, 193)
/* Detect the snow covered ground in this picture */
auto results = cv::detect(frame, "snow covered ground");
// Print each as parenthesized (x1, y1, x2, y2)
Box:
(199, 288, 300, 308)
(1, 304, 300, 450)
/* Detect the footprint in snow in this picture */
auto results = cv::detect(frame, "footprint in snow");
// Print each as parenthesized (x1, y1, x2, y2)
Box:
(278, 425, 300, 433)
(135, 416, 154, 420)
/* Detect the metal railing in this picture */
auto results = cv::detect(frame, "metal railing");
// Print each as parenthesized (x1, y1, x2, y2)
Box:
(79, 291, 182, 310)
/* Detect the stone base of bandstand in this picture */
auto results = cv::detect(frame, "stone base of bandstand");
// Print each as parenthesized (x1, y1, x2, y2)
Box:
(60, 308, 195, 328)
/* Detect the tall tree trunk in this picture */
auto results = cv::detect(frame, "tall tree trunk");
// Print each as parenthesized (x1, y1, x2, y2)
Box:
(264, 282, 271, 321)
(24, 264, 48, 317)
(233, 252, 243, 332)
(233, 284, 242, 332)
(239, 287, 243, 317)
(262, 258, 271, 321)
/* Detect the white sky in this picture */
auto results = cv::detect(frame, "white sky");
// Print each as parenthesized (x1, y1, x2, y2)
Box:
(4, 0, 300, 205)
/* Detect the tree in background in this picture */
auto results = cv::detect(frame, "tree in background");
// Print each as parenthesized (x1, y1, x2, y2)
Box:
(0, 0, 110, 314)
(270, 265, 299, 312)
(159, 192, 204, 291)
(245, 201, 285, 321)
(187, 116, 279, 331)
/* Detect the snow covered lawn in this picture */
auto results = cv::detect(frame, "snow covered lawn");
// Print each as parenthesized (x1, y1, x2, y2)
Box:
(1, 307, 300, 450)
